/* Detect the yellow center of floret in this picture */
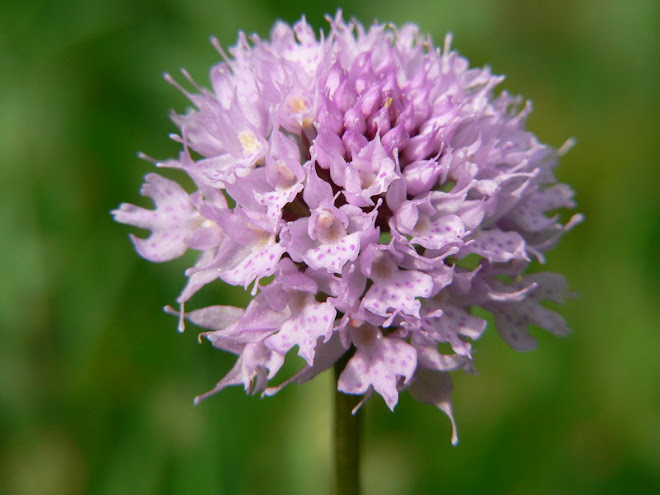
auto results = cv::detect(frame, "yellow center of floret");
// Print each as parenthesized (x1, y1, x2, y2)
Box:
(277, 161, 297, 186)
(318, 210, 336, 229)
(201, 219, 218, 229)
(412, 214, 430, 234)
(246, 224, 271, 246)
(317, 210, 346, 243)
(238, 130, 261, 154)
(289, 96, 308, 114)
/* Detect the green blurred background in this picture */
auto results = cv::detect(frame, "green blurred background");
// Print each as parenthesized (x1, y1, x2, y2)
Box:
(1, 0, 657, 493)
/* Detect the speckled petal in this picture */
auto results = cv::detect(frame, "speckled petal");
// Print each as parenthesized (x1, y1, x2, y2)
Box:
(113, 173, 198, 262)
(303, 232, 361, 274)
(265, 296, 336, 365)
(338, 326, 417, 410)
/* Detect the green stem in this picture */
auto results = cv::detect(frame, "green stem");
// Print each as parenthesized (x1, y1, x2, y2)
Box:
(334, 355, 362, 495)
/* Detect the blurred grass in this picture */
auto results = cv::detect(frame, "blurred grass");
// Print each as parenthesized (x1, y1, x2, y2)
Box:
(0, 0, 657, 494)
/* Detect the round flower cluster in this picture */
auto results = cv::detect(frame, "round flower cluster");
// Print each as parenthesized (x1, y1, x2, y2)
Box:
(114, 13, 581, 444)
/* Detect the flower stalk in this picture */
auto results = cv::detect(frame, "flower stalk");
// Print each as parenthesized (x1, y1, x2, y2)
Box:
(334, 354, 362, 495)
